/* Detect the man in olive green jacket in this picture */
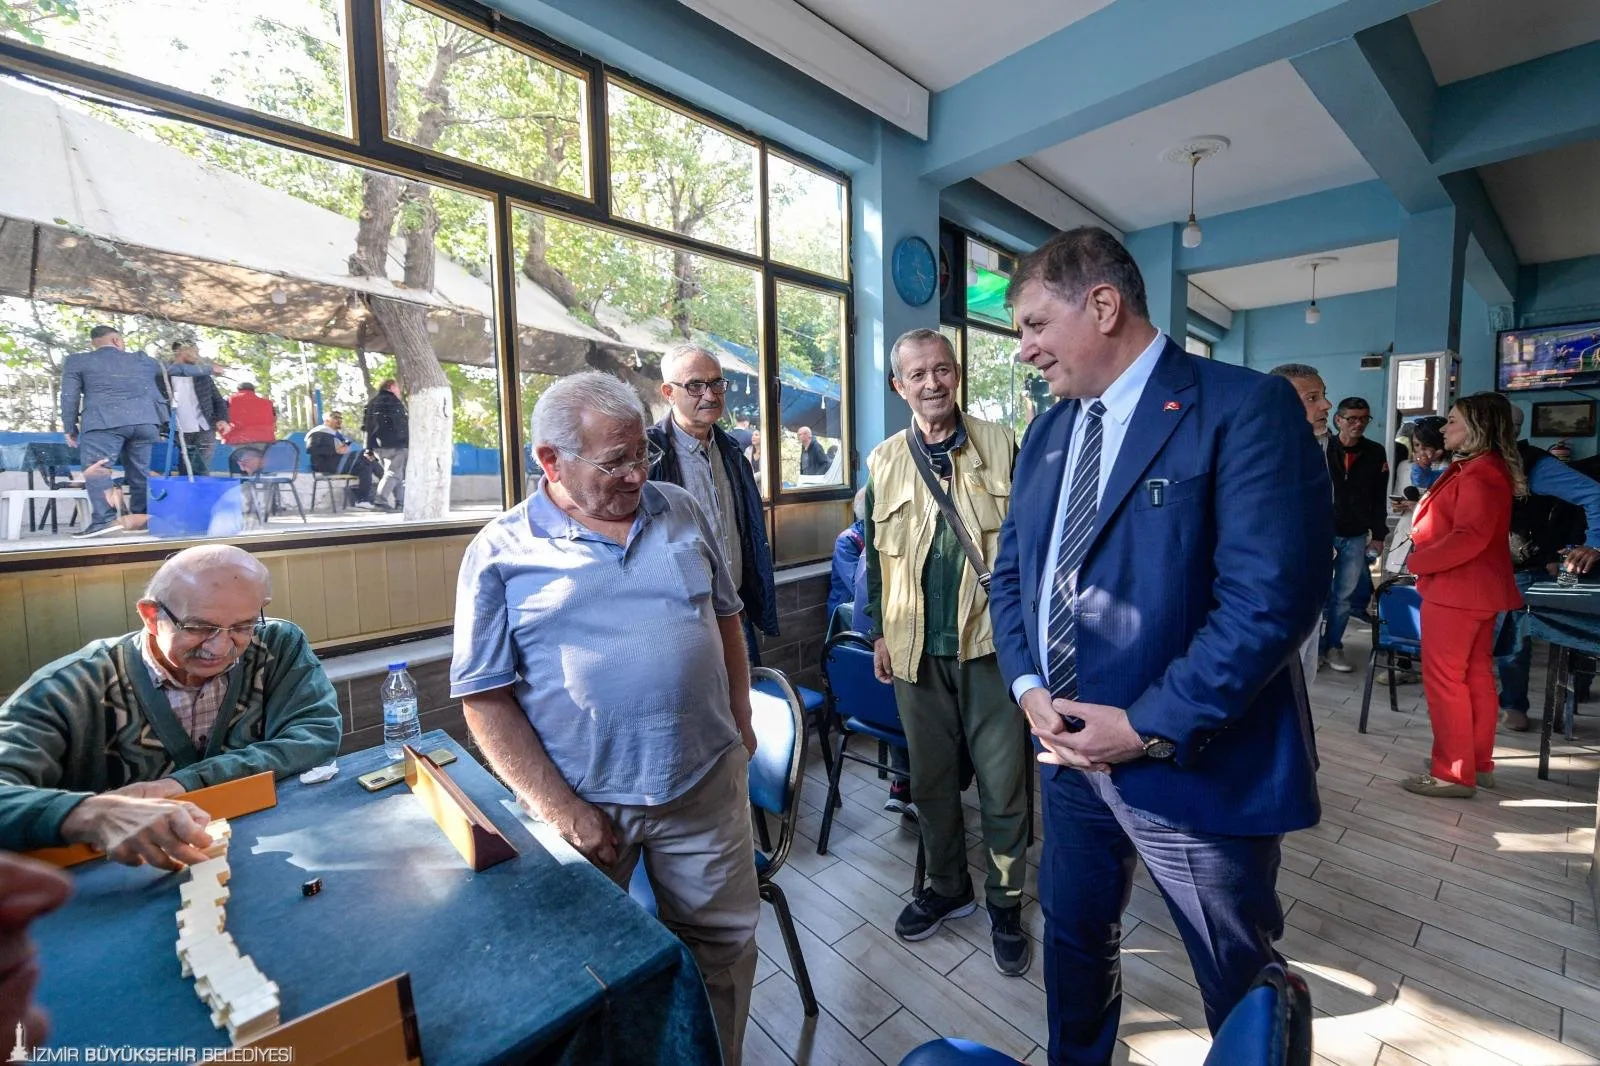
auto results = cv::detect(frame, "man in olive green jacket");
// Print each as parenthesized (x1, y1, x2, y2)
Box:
(0, 545, 340, 868)
(863, 328, 1031, 976)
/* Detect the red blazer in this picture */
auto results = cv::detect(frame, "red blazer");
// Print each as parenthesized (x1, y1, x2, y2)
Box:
(1407, 451, 1522, 612)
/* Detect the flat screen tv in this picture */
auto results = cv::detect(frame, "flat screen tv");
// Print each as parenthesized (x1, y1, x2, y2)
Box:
(1498, 318, 1600, 392)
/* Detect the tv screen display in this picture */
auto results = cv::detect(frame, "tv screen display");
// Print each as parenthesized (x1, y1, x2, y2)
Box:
(1498, 319, 1600, 392)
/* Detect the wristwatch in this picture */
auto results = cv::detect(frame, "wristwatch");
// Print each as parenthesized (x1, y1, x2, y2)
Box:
(1140, 735, 1176, 760)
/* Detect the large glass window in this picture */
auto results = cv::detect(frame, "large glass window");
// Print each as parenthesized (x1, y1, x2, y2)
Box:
(963, 327, 1048, 439)
(607, 80, 760, 256)
(380, 0, 589, 196)
(768, 153, 846, 280)
(1, 0, 352, 134)
(775, 281, 845, 489)
(965, 238, 1016, 329)
(0, 77, 502, 548)
(509, 205, 763, 484)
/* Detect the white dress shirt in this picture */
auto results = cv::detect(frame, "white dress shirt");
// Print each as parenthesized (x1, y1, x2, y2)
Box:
(1012, 330, 1168, 702)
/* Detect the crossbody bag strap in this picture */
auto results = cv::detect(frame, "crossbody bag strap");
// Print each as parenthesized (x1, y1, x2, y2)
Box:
(903, 428, 991, 591)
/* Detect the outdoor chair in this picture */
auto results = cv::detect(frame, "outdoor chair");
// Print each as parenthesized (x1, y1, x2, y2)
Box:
(1358, 576, 1423, 733)
(229, 440, 307, 524)
(0, 442, 90, 539)
(627, 667, 817, 1017)
(310, 468, 360, 513)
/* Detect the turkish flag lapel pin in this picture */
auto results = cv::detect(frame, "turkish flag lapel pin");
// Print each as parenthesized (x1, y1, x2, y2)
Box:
(1163, 401, 1181, 412)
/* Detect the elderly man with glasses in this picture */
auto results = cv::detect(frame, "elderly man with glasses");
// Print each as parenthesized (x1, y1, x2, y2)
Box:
(0, 545, 340, 867)
(646, 343, 778, 665)
(452, 370, 760, 1066)
(1322, 396, 1391, 673)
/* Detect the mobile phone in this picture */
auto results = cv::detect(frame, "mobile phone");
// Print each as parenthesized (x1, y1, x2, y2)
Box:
(357, 747, 458, 792)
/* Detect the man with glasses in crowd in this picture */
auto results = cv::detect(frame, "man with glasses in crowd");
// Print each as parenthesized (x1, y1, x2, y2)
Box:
(648, 343, 778, 663)
(452, 372, 760, 1066)
(1322, 396, 1389, 672)
(0, 545, 341, 867)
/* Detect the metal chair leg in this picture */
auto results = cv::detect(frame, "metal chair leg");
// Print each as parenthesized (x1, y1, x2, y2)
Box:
(1387, 651, 1400, 715)
(1541, 643, 1566, 781)
(1358, 645, 1378, 734)
(912, 832, 926, 896)
(816, 730, 849, 855)
(760, 881, 817, 1017)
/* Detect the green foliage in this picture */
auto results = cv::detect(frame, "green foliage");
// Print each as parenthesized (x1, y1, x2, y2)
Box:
(0, 0, 77, 46)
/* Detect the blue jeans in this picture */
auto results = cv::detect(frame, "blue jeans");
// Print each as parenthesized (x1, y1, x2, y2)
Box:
(77, 424, 158, 527)
(1495, 569, 1540, 713)
(1321, 534, 1369, 653)
(1040, 769, 1284, 1065)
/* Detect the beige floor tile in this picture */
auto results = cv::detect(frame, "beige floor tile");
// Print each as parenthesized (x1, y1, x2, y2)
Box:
(749, 971, 883, 1066)
(862, 1008, 939, 1065)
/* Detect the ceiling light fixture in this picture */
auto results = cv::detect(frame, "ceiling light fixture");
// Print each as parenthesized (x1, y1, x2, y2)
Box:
(1162, 136, 1230, 250)
(1302, 257, 1337, 325)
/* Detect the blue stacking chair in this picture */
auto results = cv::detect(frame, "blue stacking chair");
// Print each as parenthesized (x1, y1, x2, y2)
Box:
(629, 667, 817, 1017)
(816, 632, 924, 887)
(900, 961, 1312, 1066)
(1359, 576, 1424, 733)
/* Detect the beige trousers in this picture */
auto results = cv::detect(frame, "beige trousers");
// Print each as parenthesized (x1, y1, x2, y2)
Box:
(596, 745, 760, 1066)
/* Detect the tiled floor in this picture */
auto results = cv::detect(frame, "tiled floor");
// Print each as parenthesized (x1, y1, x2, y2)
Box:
(744, 623, 1600, 1065)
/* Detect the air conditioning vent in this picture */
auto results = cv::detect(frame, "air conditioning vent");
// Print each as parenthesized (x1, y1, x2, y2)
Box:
(1360, 355, 1385, 370)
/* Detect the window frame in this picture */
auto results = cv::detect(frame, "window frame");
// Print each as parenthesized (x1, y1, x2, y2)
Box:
(0, 0, 856, 568)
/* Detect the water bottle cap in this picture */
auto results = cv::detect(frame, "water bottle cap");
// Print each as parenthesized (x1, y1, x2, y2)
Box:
(388, 662, 408, 671)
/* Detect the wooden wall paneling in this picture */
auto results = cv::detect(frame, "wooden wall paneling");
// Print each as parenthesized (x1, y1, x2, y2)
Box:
(0, 577, 30, 693)
(21, 573, 80, 669)
(284, 552, 329, 643)
(120, 563, 160, 627)
(73, 569, 130, 646)
(320, 548, 361, 641)
(384, 544, 420, 629)
(260, 555, 294, 620)
(353, 546, 392, 634)
(412, 540, 447, 626)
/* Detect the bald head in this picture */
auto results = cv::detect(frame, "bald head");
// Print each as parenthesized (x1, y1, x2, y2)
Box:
(144, 545, 271, 610)
(138, 547, 272, 684)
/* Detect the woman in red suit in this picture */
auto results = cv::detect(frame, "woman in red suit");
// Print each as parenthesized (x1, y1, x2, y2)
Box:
(1402, 393, 1526, 798)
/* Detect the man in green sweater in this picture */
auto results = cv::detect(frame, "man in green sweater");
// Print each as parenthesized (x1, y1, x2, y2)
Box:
(0, 545, 341, 868)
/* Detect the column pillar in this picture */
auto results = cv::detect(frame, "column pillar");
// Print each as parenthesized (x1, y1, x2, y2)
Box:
(1125, 224, 1186, 339)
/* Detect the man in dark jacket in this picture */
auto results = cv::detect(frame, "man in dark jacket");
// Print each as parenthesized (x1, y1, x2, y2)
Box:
(362, 379, 409, 511)
(161, 339, 230, 476)
(1321, 396, 1389, 672)
(647, 345, 778, 663)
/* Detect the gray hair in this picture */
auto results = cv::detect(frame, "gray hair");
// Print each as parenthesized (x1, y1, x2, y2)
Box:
(530, 371, 646, 453)
(660, 343, 719, 385)
(1510, 403, 1525, 433)
(1268, 363, 1322, 381)
(889, 328, 956, 379)
(852, 487, 866, 522)
(143, 545, 271, 606)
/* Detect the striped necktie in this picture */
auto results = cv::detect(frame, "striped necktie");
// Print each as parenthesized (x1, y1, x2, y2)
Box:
(1046, 400, 1106, 700)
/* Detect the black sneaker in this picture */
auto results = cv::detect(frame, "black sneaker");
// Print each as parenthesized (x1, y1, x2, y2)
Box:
(884, 780, 911, 816)
(895, 884, 976, 942)
(988, 903, 1030, 976)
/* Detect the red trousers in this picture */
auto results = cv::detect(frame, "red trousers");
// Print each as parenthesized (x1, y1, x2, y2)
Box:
(1420, 600, 1499, 787)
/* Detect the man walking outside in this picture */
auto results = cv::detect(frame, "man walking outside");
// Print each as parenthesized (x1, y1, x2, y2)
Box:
(60, 324, 216, 538)
(862, 327, 1032, 975)
(363, 379, 409, 512)
(164, 338, 230, 476)
(1322, 397, 1389, 672)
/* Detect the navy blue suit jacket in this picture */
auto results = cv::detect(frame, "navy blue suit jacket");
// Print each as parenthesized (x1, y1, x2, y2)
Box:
(990, 340, 1332, 836)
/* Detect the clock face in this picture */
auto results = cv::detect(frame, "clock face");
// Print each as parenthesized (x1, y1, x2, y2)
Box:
(893, 236, 937, 307)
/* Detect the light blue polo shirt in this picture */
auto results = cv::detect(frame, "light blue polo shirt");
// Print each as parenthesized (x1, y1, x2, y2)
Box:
(450, 478, 744, 806)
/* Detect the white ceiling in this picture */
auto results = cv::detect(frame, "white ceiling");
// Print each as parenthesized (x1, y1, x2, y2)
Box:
(1480, 140, 1600, 264)
(1020, 61, 1375, 233)
(1410, 0, 1600, 85)
(1190, 240, 1399, 311)
(794, 0, 1116, 92)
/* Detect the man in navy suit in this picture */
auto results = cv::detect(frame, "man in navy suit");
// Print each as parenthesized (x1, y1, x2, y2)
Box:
(989, 228, 1331, 1064)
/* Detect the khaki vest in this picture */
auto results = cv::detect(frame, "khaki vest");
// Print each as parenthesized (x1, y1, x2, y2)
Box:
(867, 415, 1016, 683)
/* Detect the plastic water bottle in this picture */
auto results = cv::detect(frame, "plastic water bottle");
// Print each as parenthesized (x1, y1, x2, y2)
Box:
(381, 663, 421, 762)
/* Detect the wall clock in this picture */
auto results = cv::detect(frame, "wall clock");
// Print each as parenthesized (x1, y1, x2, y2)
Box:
(892, 235, 937, 307)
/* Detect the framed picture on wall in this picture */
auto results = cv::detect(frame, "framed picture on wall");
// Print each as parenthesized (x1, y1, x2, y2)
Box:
(1530, 399, 1597, 438)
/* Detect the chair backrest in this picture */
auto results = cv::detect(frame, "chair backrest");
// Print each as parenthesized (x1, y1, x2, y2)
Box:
(258, 439, 302, 475)
(825, 602, 854, 642)
(1201, 962, 1313, 1066)
(748, 666, 806, 882)
(1376, 578, 1423, 649)
(25, 442, 80, 487)
(821, 631, 905, 734)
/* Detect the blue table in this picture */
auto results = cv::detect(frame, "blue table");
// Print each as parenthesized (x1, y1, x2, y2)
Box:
(30, 731, 721, 1064)
(1520, 582, 1600, 780)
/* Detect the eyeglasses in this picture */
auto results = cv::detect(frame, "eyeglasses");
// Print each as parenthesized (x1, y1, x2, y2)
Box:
(154, 601, 264, 642)
(560, 444, 663, 480)
(667, 378, 731, 397)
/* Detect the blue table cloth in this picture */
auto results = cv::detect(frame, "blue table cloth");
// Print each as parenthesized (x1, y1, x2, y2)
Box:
(1521, 581, 1600, 654)
(30, 730, 721, 1064)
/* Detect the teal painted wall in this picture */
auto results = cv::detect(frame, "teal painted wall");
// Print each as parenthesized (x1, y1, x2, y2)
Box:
(1230, 289, 1397, 414)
